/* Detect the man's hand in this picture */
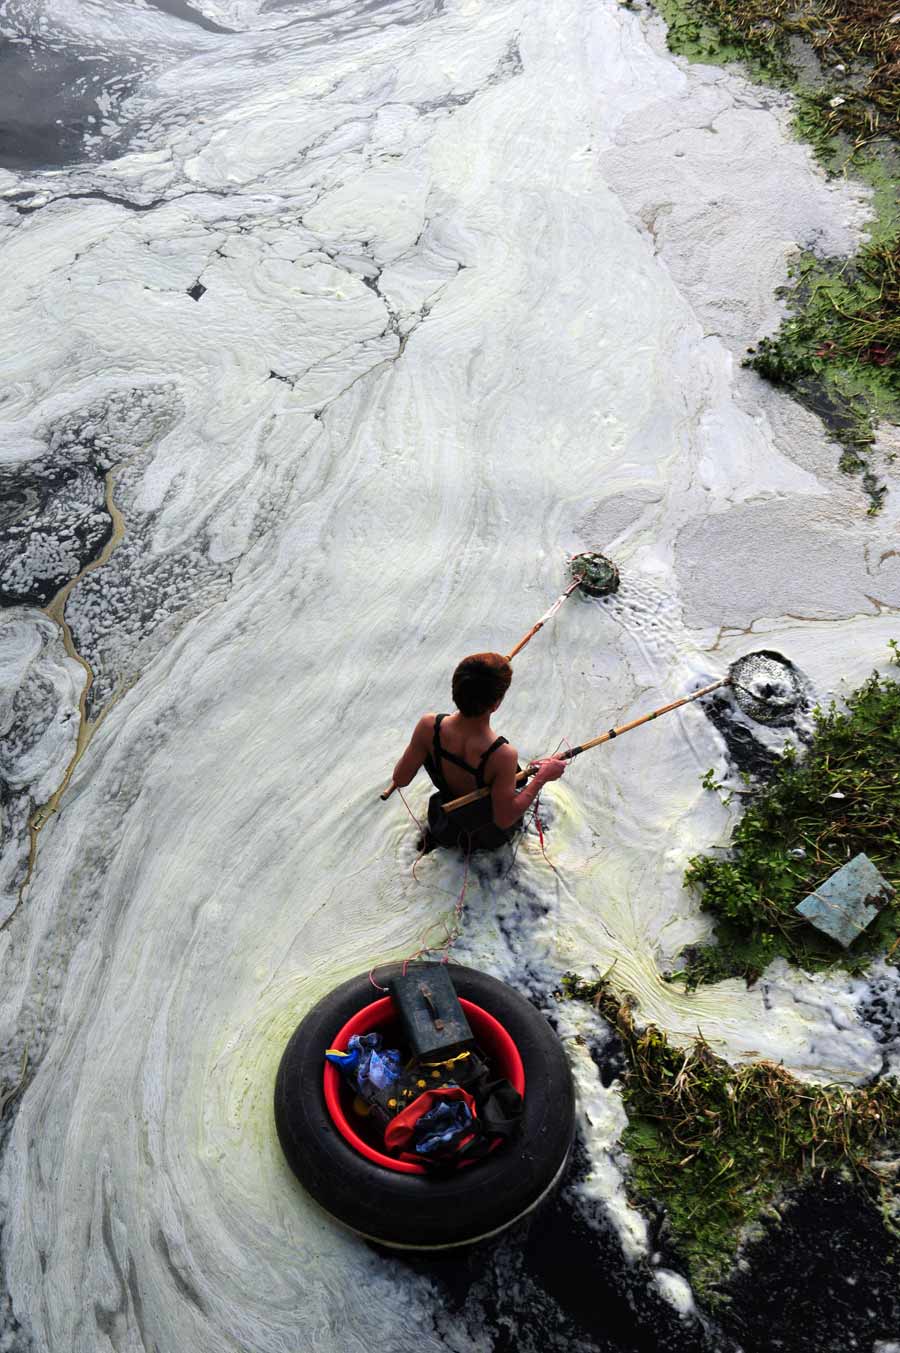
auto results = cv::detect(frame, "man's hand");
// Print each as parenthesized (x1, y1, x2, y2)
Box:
(491, 748, 565, 828)
(529, 757, 567, 783)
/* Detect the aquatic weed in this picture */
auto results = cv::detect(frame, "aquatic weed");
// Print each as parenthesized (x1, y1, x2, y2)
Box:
(654, 1, 900, 154)
(682, 658, 900, 987)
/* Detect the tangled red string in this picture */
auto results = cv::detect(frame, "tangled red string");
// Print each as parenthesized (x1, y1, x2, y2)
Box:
(378, 733, 570, 989)
(370, 791, 472, 989)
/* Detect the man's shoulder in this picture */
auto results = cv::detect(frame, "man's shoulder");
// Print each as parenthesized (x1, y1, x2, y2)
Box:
(490, 740, 518, 766)
(484, 739, 517, 789)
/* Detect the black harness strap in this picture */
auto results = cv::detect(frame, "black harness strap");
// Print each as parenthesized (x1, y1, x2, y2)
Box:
(475, 736, 508, 787)
(430, 716, 509, 788)
(432, 714, 480, 777)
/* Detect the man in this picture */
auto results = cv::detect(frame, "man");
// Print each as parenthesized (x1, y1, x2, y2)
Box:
(390, 651, 567, 852)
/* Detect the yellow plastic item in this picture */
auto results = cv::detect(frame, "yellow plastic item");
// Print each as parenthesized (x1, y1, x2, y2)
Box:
(420, 1051, 471, 1069)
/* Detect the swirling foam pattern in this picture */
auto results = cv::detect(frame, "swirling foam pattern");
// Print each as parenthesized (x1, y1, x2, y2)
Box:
(1, 0, 899, 1347)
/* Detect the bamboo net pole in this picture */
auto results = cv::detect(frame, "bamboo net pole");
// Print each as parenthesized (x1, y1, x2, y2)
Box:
(441, 677, 729, 812)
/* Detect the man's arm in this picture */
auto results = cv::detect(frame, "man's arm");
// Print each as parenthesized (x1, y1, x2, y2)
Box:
(391, 715, 433, 788)
(489, 744, 566, 830)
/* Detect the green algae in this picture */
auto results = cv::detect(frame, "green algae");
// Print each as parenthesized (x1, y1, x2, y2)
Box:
(678, 655, 900, 990)
(651, 0, 793, 80)
(562, 973, 900, 1297)
(648, 0, 900, 508)
(745, 238, 899, 514)
(652, 0, 900, 152)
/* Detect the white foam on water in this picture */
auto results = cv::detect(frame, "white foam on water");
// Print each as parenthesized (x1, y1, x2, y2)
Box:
(2, 0, 899, 1347)
(654, 1269, 695, 1319)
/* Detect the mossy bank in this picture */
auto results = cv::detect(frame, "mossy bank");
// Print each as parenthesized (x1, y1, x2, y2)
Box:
(649, 0, 900, 509)
(562, 974, 900, 1300)
(565, 652, 900, 1296)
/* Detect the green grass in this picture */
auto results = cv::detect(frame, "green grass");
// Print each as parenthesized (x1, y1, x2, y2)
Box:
(745, 234, 900, 513)
(652, 0, 793, 80)
(562, 974, 900, 1297)
(650, 0, 900, 509)
(654, 1, 900, 153)
(678, 654, 900, 989)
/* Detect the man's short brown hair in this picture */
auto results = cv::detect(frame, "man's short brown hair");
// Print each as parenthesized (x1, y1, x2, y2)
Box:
(451, 652, 512, 717)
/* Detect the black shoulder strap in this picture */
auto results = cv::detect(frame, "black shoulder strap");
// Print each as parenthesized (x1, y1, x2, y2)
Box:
(432, 714, 447, 764)
(476, 736, 508, 787)
(433, 713, 486, 778)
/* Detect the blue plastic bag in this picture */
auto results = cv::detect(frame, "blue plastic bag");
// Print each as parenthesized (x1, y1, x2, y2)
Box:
(326, 1033, 401, 1093)
(413, 1098, 473, 1155)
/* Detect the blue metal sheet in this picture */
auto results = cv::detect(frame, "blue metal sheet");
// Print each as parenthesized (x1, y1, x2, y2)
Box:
(795, 852, 894, 948)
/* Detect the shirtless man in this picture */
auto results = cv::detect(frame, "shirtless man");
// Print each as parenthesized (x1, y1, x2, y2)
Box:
(390, 651, 567, 852)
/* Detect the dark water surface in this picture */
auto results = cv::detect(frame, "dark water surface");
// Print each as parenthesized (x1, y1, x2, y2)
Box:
(145, 0, 235, 34)
(0, 39, 136, 171)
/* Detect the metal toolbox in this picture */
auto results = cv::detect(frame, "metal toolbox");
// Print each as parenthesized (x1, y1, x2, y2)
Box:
(388, 963, 474, 1060)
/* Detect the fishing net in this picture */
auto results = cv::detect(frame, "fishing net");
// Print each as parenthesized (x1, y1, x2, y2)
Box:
(570, 551, 620, 597)
(728, 650, 805, 726)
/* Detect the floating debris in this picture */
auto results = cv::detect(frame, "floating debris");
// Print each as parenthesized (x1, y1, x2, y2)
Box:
(796, 852, 895, 948)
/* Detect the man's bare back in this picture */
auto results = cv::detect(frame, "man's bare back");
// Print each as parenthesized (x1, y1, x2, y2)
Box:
(390, 652, 565, 851)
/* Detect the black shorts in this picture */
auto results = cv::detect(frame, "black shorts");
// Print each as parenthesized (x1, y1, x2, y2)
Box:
(426, 793, 521, 853)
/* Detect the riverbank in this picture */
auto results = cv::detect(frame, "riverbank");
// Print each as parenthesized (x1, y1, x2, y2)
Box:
(564, 973, 900, 1301)
(651, 0, 900, 509)
(679, 650, 900, 987)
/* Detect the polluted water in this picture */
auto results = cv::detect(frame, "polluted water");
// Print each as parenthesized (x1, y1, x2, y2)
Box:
(1, 0, 899, 1351)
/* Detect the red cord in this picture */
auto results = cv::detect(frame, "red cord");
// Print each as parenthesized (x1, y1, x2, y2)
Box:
(531, 793, 558, 874)
(390, 787, 473, 974)
(400, 837, 470, 973)
(396, 787, 429, 881)
(397, 787, 425, 834)
(533, 798, 546, 853)
(528, 734, 569, 875)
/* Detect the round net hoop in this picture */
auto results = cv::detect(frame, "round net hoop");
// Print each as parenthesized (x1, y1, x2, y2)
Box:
(570, 551, 620, 597)
(728, 651, 804, 726)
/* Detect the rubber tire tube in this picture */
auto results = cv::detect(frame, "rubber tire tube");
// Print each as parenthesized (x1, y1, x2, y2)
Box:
(274, 964, 575, 1250)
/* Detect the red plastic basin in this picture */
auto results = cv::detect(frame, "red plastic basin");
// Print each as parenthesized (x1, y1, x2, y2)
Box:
(323, 995, 525, 1175)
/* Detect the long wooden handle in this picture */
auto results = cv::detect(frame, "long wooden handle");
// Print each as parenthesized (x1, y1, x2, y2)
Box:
(382, 575, 584, 804)
(440, 762, 540, 813)
(564, 677, 728, 757)
(504, 575, 583, 662)
(505, 630, 542, 663)
(441, 677, 729, 813)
